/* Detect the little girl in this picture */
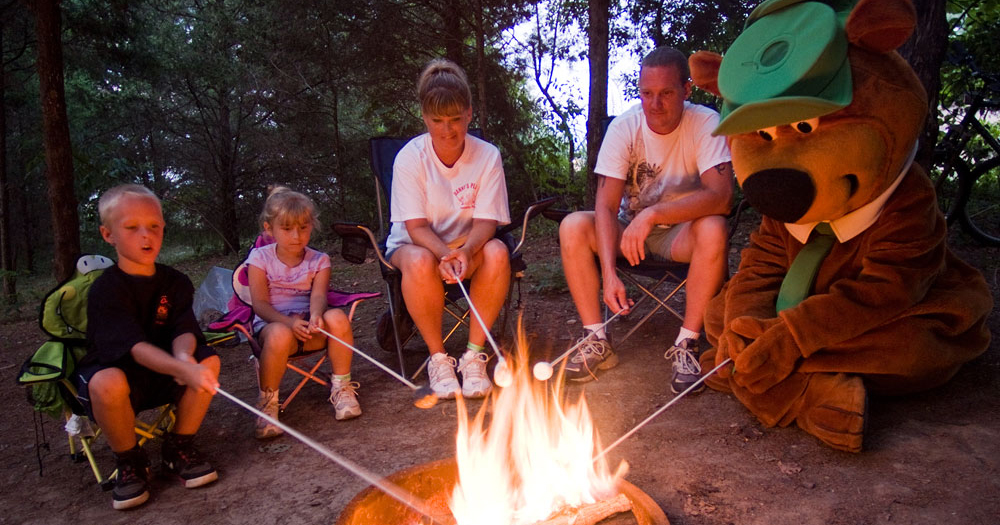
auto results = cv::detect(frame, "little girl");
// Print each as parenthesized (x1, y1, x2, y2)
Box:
(247, 187, 359, 439)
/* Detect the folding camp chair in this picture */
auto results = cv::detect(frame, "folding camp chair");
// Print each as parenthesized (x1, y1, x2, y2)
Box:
(334, 133, 555, 378)
(207, 235, 379, 413)
(18, 255, 187, 490)
(543, 114, 746, 344)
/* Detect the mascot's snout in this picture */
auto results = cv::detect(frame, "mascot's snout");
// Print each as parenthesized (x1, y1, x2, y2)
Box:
(741, 168, 815, 223)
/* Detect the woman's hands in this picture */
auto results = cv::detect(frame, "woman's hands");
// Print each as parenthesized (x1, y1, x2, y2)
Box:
(440, 247, 470, 282)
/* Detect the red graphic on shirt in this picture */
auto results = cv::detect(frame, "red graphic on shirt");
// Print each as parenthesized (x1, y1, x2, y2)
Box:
(155, 295, 170, 326)
(453, 182, 479, 209)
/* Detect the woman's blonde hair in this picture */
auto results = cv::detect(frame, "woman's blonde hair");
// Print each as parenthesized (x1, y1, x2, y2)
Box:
(259, 186, 319, 230)
(417, 58, 472, 117)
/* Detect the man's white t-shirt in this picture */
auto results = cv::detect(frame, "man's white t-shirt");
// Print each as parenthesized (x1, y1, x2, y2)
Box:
(595, 102, 731, 223)
(386, 133, 511, 253)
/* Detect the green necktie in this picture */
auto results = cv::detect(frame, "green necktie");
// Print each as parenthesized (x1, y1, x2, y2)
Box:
(776, 222, 836, 312)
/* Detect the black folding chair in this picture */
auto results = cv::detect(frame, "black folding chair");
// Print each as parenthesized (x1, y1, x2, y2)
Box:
(543, 114, 745, 344)
(334, 133, 555, 377)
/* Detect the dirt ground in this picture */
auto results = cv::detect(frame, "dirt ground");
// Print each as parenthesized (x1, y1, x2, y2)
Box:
(1, 217, 998, 525)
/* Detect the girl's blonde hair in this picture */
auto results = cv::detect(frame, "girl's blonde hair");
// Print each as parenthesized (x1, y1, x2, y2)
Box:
(259, 186, 320, 230)
(417, 58, 472, 117)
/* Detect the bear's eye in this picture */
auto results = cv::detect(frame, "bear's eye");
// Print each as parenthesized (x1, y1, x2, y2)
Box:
(757, 126, 777, 141)
(793, 118, 820, 134)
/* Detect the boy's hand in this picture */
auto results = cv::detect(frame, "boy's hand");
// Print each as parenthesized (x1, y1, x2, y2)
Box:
(290, 316, 312, 342)
(177, 361, 219, 395)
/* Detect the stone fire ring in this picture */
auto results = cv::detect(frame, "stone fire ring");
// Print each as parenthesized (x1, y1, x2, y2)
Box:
(336, 458, 669, 525)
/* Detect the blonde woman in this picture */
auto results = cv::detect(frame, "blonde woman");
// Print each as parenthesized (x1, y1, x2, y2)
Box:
(385, 59, 511, 399)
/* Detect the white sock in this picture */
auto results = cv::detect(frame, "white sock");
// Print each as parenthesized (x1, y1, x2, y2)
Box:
(675, 327, 700, 346)
(259, 387, 278, 401)
(584, 323, 607, 340)
(431, 352, 449, 363)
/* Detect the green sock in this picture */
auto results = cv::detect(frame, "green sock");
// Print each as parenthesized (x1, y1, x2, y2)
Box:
(333, 373, 351, 383)
(466, 342, 485, 353)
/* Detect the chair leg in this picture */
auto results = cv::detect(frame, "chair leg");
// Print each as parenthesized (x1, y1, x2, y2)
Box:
(386, 284, 408, 378)
(615, 269, 686, 344)
(281, 355, 328, 412)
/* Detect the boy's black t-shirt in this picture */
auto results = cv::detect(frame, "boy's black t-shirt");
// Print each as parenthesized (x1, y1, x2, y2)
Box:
(82, 263, 205, 368)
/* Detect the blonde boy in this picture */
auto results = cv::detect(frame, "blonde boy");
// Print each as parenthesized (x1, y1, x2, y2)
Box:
(74, 184, 220, 510)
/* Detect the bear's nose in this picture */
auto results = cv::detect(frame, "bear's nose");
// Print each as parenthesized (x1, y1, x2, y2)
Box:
(742, 168, 815, 223)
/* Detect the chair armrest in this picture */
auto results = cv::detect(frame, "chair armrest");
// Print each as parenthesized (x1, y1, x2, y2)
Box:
(541, 207, 572, 224)
(332, 222, 396, 271)
(497, 196, 558, 256)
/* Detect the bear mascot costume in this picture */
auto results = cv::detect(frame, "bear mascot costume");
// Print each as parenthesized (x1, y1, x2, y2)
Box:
(689, 0, 993, 452)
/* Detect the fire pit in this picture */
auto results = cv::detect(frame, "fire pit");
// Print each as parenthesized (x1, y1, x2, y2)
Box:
(335, 458, 668, 525)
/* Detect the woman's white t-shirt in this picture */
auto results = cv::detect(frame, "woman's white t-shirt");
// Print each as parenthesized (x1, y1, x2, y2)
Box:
(595, 102, 731, 223)
(386, 133, 511, 253)
(246, 243, 330, 331)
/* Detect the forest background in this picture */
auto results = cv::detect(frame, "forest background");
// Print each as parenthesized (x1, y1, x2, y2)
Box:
(0, 0, 998, 313)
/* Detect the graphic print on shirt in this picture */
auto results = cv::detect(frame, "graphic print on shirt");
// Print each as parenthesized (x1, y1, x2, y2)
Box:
(621, 140, 663, 222)
(155, 295, 170, 326)
(453, 182, 480, 210)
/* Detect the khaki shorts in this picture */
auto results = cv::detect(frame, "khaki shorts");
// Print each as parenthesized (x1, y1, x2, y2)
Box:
(621, 219, 685, 262)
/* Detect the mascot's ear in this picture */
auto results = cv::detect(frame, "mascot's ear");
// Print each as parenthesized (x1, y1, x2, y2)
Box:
(689, 51, 723, 97)
(846, 0, 916, 53)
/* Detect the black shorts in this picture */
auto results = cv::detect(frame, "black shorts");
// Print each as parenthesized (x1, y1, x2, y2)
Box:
(73, 345, 217, 420)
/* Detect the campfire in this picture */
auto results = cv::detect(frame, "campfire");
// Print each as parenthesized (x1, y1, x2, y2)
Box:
(337, 328, 669, 525)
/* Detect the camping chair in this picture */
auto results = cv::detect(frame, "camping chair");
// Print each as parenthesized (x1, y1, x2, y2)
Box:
(17, 255, 197, 490)
(206, 235, 379, 413)
(334, 133, 555, 378)
(543, 114, 746, 344)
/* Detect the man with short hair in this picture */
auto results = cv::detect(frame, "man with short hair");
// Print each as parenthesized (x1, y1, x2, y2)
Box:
(559, 46, 733, 392)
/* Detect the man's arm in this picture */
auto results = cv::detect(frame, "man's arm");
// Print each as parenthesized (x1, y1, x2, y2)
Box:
(594, 175, 631, 313)
(620, 162, 734, 265)
(639, 161, 733, 225)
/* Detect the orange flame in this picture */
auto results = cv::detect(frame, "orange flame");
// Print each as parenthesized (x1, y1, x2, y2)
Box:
(450, 323, 626, 524)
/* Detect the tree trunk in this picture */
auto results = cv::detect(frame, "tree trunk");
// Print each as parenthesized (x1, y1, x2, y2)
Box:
(216, 100, 240, 254)
(442, 2, 463, 68)
(586, 0, 610, 205)
(33, 0, 80, 281)
(898, 0, 948, 169)
(0, 23, 16, 301)
(474, 0, 488, 133)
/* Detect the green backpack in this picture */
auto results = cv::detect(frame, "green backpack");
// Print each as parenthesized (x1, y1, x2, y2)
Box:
(18, 255, 115, 419)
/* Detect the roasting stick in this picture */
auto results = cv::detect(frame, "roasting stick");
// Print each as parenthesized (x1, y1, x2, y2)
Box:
(312, 327, 439, 409)
(592, 358, 733, 463)
(453, 276, 514, 387)
(216, 388, 450, 524)
(531, 309, 627, 381)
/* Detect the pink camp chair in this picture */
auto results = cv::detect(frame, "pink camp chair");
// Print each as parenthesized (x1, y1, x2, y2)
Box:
(208, 235, 379, 412)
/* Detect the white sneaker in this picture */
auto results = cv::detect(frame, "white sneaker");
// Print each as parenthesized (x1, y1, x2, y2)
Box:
(457, 350, 492, 398)
(428, 353, 460, 399)
(255, 388, 283, 439)
(329, 378, 362, 420)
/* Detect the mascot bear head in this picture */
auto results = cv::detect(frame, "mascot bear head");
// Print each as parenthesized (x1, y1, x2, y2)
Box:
(690, 0, 926, 225)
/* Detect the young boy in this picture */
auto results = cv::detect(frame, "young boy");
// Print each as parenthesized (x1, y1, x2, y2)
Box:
(74, 184, 221, 510)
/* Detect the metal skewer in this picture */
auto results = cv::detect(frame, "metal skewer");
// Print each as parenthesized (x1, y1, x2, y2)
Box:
(453, 276, 513, 387)
(314, 327, 438, 409)
(531, 309, 627, 381)
(593, 357, 733, 462)
(216, 387, 449, 524)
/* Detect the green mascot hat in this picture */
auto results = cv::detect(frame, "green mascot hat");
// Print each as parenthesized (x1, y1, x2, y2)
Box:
(714, 0, 858, 136)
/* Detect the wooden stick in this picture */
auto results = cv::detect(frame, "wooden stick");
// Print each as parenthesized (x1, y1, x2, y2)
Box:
(534, 492, 633, 525)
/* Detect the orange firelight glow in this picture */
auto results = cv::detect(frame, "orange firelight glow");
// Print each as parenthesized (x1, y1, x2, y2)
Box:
(449, 328, 627, 525)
